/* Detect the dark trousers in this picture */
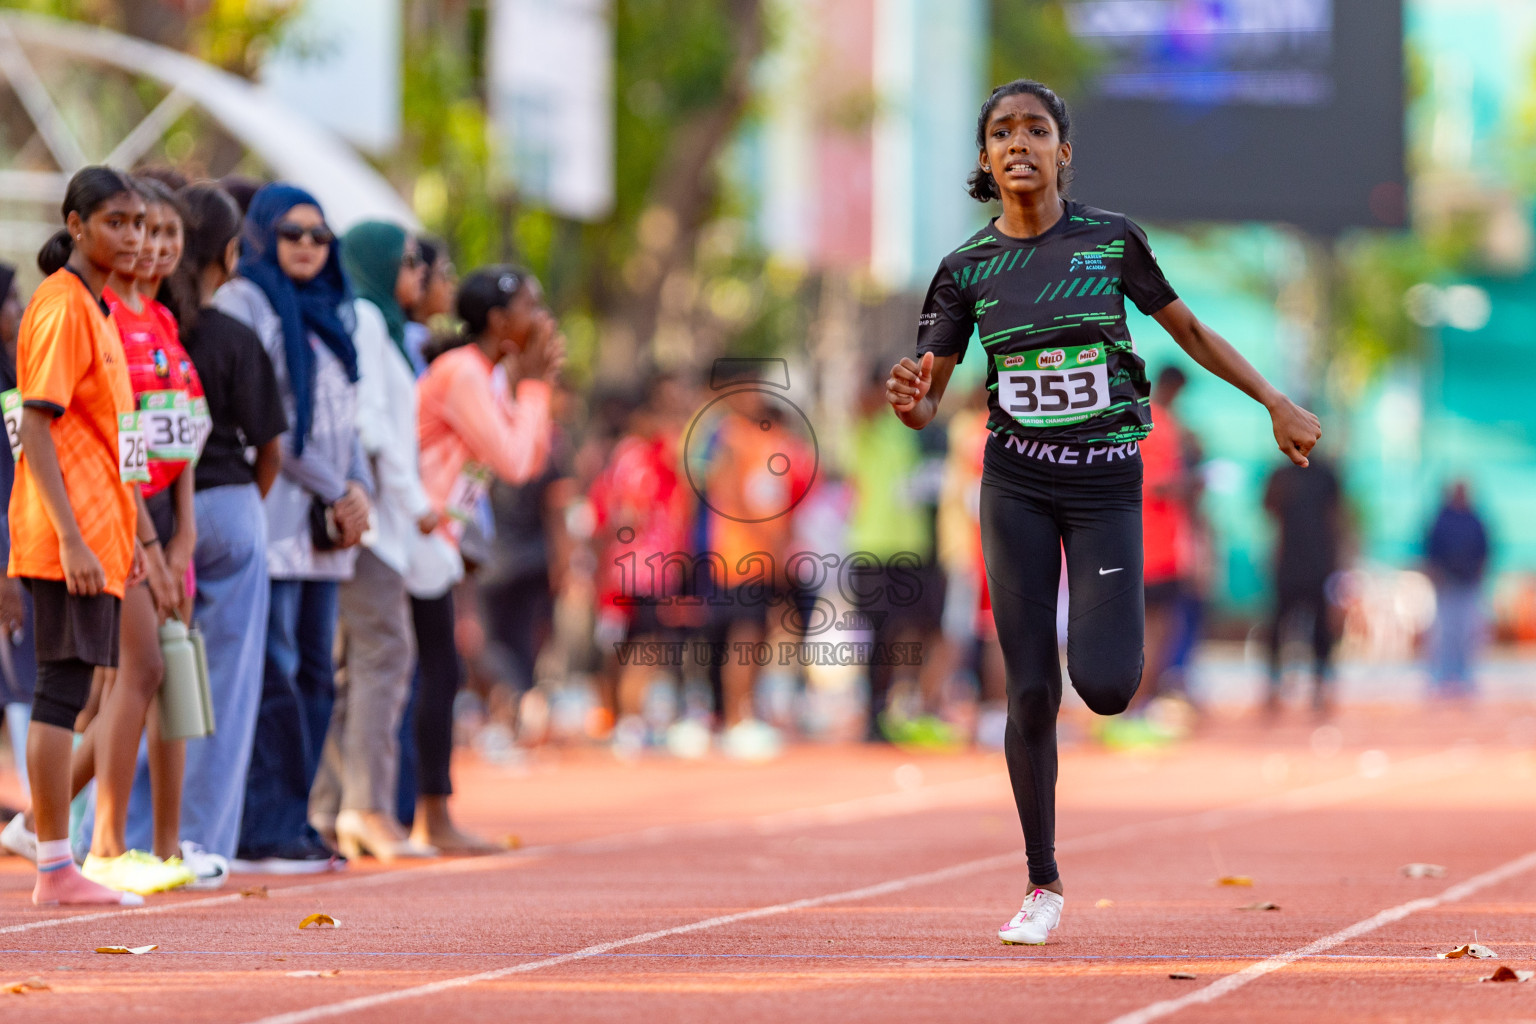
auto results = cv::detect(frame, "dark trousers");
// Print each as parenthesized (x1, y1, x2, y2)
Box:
(480, 570, 552, 695)
(979, 443, 1145, 887)
(1266, 578, 1336, 692)
(239, 578, 338, 855)
(407, 591, 460, 800)
(848, 563, 945, 740)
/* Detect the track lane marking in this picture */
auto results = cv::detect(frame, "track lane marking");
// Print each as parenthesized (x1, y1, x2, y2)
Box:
(242, 848, 1034, 1024)
(236, 746, 1480, 1024)
(0, 744, 1477, 943)
(1104, 848, 1536, 1024)
(0, 770, 1010, 936)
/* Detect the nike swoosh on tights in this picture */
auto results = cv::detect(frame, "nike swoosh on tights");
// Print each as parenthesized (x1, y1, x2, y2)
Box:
(1098, 567, 1123, 575)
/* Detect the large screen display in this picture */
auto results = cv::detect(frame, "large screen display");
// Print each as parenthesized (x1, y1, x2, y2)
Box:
(1063, 0, 1405, 232)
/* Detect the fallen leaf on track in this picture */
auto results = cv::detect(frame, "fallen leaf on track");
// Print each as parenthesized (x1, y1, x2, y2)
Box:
(1400, 863, 1447, 879)
(240, 886, 269, 898)
(5, 976, 49, 994)
(501, 835, 522, 850)
(285, 970, 341, 979)
(298, 913, 340, 930)
(1481, 966, 1533, 983)
(1095, 899, 1115, 908)
(1238, 902, 1280, 911)
(1438, 943, 1497, 959)
(1169, 972, 1197, 980)
(95, 945, 157, 955)
(1215, 876, 1253, 887)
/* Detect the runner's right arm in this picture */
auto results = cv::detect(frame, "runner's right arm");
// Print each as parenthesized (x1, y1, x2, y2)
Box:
(886, 351, 959, 431)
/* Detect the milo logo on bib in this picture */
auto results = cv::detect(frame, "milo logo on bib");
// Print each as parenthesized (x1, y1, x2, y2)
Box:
(995, 342, 1113, 429)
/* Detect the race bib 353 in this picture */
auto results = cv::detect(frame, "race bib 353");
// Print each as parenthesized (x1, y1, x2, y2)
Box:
(995, 343, 1111, 429)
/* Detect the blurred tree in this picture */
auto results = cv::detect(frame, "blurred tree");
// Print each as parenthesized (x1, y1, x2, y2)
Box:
(987, 0, 1096, 97)
(396, 0, 771, 383)
(0, 0, 298, 74)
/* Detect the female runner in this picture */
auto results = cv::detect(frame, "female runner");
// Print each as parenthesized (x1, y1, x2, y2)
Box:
(88, 177, 206, 894)
(885, 80, 1321, 944)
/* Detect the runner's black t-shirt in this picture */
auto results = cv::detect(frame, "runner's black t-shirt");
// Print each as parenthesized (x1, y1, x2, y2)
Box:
(181, 308, 288, 491)
(916, 200, 1177, 446)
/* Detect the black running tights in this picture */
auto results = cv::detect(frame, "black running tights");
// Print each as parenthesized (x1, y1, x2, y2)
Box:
(979, 470, 1145, 887)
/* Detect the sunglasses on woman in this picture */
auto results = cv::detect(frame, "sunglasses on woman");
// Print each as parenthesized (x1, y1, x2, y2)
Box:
(275, 222, 335, 246)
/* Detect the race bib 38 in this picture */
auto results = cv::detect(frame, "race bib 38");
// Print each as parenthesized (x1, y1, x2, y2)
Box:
(140, 390, 196, 463)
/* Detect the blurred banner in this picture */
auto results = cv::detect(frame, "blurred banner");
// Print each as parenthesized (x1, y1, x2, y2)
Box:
(262, 0, 402, 154)
(1066, 0, 1405, 232)
(756, 0, 983, 290)
(490, 0, 615, 221)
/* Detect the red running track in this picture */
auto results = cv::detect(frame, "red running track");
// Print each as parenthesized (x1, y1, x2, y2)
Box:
(0, 702, 1534, 1023)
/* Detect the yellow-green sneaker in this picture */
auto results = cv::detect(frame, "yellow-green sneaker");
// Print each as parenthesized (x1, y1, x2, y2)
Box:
(81, 850, 196, 895)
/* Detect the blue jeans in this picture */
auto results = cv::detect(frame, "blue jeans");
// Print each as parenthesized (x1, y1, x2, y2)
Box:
(126, 484, 269, 859)
(237, 576, 339, 855)
(1430, 582, 1482, 696)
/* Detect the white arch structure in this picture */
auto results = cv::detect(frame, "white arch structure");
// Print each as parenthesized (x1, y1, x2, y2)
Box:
(0, 10, 416, 253)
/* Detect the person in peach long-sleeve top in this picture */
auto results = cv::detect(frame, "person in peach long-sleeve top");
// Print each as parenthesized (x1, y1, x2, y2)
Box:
(406, 265, 564, 852)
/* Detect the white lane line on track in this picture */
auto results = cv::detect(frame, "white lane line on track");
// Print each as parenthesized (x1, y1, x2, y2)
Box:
(237, 746, 1480, 1024)
(0, 892, 247, 937)
(0, 743, 1478, 942)
(1104, 848, 1536, 1024)
(243, 848, 1035, 1024)
(0, 770, 1011, 936)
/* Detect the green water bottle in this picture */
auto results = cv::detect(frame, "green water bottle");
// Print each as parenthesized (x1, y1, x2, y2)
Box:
(189, 625, 216, 735)
(159, 616, 211, 740)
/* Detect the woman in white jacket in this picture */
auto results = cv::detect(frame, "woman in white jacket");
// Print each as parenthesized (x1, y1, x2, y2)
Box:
(309, 221, 438, 861)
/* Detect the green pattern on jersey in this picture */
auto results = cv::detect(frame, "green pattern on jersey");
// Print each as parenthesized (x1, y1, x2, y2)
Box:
(915, 202, 1175, 447)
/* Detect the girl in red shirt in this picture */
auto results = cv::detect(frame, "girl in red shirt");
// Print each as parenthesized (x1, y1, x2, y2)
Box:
(85, 177, 206, 895)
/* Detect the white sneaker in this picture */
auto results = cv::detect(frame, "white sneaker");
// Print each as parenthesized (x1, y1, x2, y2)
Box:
(1, 812, 36, 863)
(720, 719, 783, 762)
(999, 888, 1064, 945)
(179, 841, 230, 891)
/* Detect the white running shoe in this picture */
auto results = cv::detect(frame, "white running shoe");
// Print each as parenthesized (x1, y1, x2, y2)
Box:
(178, 841, 230, 891)
(999, 888, 1064, 945)
(1, 812, 36, 863)
(720, 719, 783, 762)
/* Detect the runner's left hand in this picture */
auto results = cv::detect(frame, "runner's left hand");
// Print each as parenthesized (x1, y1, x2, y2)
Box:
(1269, 395, 1322, 467)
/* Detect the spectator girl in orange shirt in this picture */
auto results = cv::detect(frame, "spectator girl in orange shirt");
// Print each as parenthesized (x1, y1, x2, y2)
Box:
(11, 167, 145, 906)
